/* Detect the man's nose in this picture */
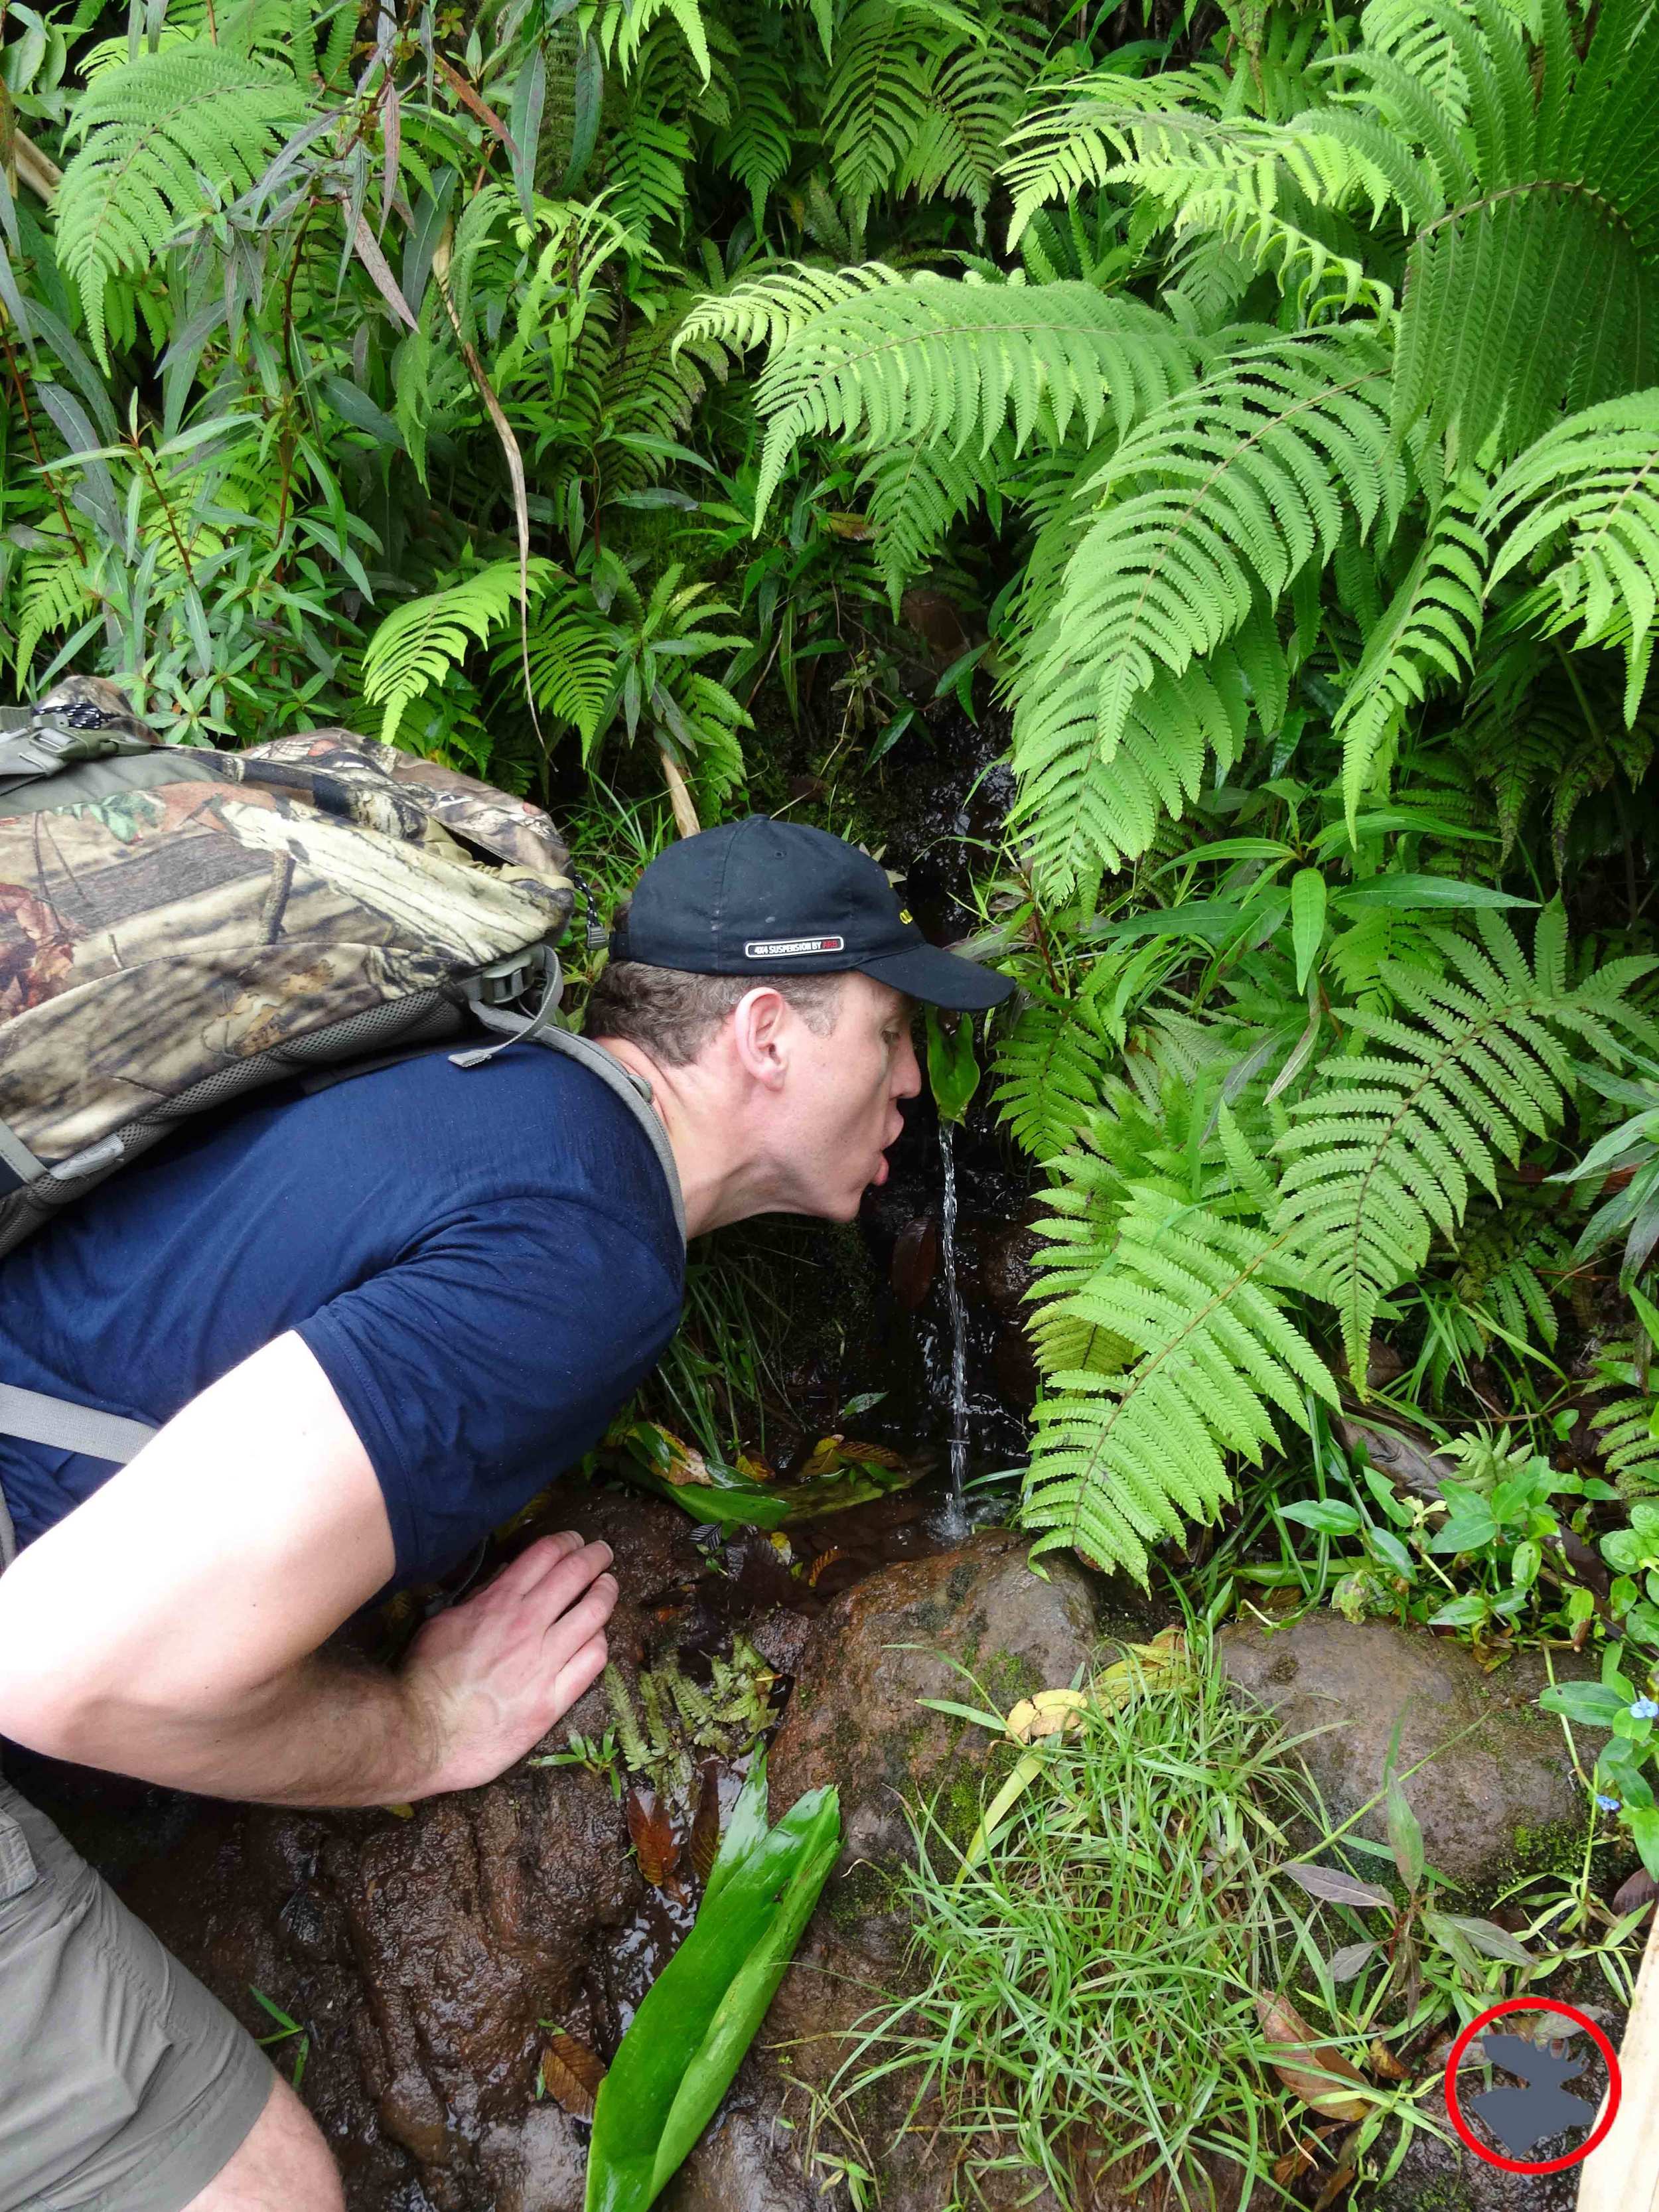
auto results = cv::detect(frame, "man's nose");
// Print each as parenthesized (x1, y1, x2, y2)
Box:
(894, 1034, 922, 1098)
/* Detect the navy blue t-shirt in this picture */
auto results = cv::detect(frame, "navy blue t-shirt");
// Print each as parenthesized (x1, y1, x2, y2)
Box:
(0, 1045, 684, 1584)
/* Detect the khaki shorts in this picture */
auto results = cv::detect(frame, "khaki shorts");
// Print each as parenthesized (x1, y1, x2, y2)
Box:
(0, 1776, 273, 2212)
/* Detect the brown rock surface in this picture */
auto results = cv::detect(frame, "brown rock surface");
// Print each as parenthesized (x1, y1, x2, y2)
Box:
(1219, 1614, 1605, 1892)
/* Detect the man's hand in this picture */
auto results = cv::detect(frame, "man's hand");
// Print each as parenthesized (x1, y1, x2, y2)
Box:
(0, 1333, 615, 1806)
(400, 1530, 616, 1793)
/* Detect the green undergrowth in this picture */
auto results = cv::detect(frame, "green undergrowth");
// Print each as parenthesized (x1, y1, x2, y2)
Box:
(818, 1637, 1648, 2210)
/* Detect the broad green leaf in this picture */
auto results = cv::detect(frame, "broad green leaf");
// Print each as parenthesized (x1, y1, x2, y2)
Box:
(926, 1007, 980, 1124)
(1384, 1775, 1423, 1891)
(1538, 1680, 1627, 1726)
(1279, 1498, 1362, 1536)
(1332, 874, 1536, 913)
(586, 1761, 840, 2212)
(1290, 868, 1327, 994)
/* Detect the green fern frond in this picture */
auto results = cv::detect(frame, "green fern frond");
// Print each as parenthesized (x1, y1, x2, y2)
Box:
(55, 46, 309, 368)
(1587, 1347, 1659, 1495)
(675, 259, 904, 362)
(1333, 0, 1659, 457)
(518, 591, 616, 741)
(1022, 1179, 1338, 1581)
(1275, 904, 1655, 1379)
(1482, 394, 1659, 724)
(857, 438, 1004, 606)
(1010, 644, 1262, 908)
(607, 110, 693, 234)
(1002, 67, 1239, 239)
(899, 31, 1030, 229)
(1336, 480, 1487, 821)
(711, 48, 795, 225)
(751, 277, 1200, 520)
(13, 536, 97, 678)
(588, 0, 712, 83)
(362, 559, 555, 746)
(822, 0, 953, 225)
(1007, 333, 1392, 897)
(993, 989, 1119, 1162)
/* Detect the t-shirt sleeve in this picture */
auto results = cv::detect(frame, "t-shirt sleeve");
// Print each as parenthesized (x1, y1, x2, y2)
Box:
(295, 1193, 682, 1583)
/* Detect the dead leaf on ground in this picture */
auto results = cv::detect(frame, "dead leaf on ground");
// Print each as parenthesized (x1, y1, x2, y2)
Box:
(1336, 1418, 1453, 1499)
(735, 1452, 774, 1484)
(541, 2032, 606, 2120)
(1256, 1992, 1378, 2122)
(797, 1435, 909, 1479)
(1313, 2161, 1358, 2211)
(1368, 2039, 1410, 2082)
(1614, 1866, 1659, 1917)
(1005, 1628, 1192, 1743)
(626, 1783, 681, 1887)
(690, 1761, 722, 1884)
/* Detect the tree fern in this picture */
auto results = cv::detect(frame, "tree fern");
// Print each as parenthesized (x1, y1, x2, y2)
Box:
(1022, 1175, 1338, 1580)
(362, 559, 555, 745)
(1481, 394, 1659, 725)
(1275, 905, 1655, 1378)
(54, 46, 310, 367)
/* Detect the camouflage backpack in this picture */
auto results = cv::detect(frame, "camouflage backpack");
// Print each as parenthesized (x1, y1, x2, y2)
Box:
(0, 680, 682, 1509)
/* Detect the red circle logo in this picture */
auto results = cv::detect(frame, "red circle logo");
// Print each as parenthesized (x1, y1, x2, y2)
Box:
(1443, 1998, 1621, 2174)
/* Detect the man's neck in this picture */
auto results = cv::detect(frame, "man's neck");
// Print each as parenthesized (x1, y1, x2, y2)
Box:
(587, 1035, 762, 1236)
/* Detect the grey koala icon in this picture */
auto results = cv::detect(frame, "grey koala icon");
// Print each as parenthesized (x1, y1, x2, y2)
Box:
(1467, 2033, 1598, 2160)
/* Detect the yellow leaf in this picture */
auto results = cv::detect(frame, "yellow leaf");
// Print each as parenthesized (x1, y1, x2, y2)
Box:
(1003, 1631, 1192, 1743)
(385, 1803, 414, 1819)
(798, 1436, 845, 1479)
(1005, 1688, 1092, 1743)
(736, 1453, 775, 1483)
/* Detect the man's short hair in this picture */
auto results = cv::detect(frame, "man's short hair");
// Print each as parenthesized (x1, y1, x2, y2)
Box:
(583, 905, 846, 1065)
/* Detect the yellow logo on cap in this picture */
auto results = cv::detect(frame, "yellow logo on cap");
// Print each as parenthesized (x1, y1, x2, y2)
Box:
(899, 908, 912, 923)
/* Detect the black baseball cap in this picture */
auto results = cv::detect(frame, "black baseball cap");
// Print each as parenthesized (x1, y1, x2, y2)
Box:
(609, 817, 1014, 1011)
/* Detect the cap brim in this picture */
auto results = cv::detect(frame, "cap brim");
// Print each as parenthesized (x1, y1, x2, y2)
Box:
(856, 942, 1015, 1011)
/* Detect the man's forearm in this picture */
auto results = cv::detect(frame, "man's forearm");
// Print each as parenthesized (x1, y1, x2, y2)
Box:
(9, 1653, 455, 1808)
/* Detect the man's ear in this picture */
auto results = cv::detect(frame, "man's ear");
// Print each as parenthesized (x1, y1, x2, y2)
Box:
(730, 986, 791, 1088)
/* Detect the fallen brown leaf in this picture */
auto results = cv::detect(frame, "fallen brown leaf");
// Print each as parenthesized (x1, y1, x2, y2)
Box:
(541, 2032, 605, 2120)
(626, 1783, 680, 1887)
(690, 1761, 722, 1885)
(1256, 1993, 1378, 2122)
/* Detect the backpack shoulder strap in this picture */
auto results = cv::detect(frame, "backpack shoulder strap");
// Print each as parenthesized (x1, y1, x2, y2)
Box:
(458, 1006, 686, 1248)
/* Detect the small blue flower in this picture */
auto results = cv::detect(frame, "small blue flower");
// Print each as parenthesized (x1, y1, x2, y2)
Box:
(1630, 1697, 1659, 1722)
(1597, 1793, 1623, 1812)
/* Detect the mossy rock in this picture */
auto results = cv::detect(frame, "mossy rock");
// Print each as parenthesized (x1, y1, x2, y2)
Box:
(1220, 1615, 1610, 1901)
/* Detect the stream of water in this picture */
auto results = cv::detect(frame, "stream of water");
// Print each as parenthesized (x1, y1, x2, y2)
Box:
(936, 1119, 972, 1540)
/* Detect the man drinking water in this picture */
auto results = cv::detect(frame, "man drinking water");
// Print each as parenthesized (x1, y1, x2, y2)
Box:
(0, 813, 1009, 2212)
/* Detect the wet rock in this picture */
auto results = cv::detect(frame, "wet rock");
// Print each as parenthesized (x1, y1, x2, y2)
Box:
(1219, 1615, 1607, 1893)
(669, 1531, 1121, 2212)
(768, 1527, 1105, 1877)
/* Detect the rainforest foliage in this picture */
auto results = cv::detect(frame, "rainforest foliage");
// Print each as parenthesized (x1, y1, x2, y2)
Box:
(8, 0, 1659, 1846)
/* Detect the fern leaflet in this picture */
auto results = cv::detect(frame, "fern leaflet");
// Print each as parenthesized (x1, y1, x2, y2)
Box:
(1274, 905, 1655, 1379)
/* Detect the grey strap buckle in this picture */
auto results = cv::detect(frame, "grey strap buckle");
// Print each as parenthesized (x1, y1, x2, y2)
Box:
(451, 952, 563, 1070)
